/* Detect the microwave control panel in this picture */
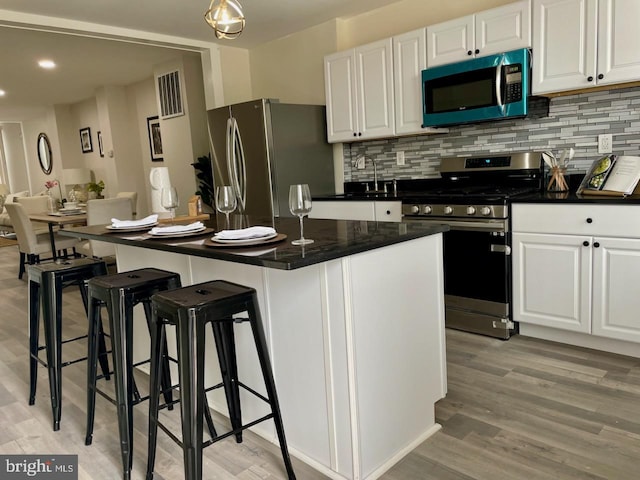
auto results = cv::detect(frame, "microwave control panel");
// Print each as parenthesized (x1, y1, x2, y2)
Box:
(504, 64, 523, 103)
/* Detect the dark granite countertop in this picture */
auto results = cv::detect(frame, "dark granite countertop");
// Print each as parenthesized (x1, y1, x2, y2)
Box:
(511, 191, 640, 204)
(60, 215, 448, 271)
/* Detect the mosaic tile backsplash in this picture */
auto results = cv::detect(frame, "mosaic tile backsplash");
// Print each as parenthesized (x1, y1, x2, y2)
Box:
(344, 86, 640, 183)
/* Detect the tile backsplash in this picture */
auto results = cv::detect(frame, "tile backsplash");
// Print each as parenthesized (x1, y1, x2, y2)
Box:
(344, 86, 640, 183)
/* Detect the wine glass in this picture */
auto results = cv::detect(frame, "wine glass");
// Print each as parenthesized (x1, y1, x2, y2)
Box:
(289, 184, 314, 245)
(161, 187, 179, 224)
(215, 185, 237, 230)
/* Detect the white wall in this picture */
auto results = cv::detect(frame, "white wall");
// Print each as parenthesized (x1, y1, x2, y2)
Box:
(0, 123, 29, 193)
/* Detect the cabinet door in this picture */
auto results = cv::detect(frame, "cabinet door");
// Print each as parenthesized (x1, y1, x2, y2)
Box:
(355, 39, 395, 140)
(532, 0, 598, 95)
(596, 0, 640, 86)
(513, 232, 591, 333)
(475, 0, 531, 57)
(393, 28, 426, 135)
(592, 237, 640, 343)
(324, 50, 359, 143)
(426, 15, 474, 67)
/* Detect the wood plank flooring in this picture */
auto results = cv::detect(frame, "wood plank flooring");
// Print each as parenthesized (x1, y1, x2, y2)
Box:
(0, 243, 638, 479)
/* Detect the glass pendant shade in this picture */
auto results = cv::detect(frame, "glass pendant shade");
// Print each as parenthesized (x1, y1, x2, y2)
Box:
(204, 0, 245, 39)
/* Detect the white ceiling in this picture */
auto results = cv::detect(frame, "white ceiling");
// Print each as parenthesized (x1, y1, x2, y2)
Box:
(0, 0, 403, 115)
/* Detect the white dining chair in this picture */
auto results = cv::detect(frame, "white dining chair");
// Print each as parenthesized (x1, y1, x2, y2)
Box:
(5, 202, 79, 279)
(116, 192, 138, 218)
(76, 197, 132, 260)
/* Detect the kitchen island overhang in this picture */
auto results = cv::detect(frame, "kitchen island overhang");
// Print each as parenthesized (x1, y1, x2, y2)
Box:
(60, 216, 448, 480)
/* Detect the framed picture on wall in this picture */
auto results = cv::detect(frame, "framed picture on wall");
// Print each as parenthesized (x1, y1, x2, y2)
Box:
(146, 116, 163, 162)
(97, 131, 104, 157)
(79, 127, 93, 153)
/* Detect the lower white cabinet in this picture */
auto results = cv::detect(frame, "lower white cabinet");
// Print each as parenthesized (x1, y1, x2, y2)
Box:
(310, 200, 402, 222)
(512, 204, 640, 344)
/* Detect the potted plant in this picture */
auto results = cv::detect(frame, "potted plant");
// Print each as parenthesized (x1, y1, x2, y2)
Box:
(87, 180, 105, 199)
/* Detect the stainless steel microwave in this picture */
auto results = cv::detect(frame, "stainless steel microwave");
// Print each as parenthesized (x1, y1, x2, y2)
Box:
(422, 48, 533, 127)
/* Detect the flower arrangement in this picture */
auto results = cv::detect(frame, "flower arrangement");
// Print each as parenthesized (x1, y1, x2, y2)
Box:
(44, 180, 58, 190)
(44, 179, 64, 208)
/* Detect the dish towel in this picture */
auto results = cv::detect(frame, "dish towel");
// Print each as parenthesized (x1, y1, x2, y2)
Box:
(150, 222, 204, 234)
(111, 214, 158, 228)
(215, 226, 276, 240)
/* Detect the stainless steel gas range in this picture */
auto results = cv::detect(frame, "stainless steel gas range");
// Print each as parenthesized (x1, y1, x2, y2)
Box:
(401, 152, 543, 339)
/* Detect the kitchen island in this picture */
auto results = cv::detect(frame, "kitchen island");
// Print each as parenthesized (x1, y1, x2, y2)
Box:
(61, 216, 448, 480)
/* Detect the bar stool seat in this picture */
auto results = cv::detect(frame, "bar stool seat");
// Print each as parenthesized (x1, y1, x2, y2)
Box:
(28, 257, 110, 431)
(85, 267, 181, 480)
(147, 280, 296, 480)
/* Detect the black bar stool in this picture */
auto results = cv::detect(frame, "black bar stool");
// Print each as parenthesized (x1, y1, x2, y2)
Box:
(146, 280, 296, 480)
(28, 257, 110, 431)
(85, 268, 181, 480)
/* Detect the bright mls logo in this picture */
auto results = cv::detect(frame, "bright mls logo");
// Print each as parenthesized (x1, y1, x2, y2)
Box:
(0, 455, 77, 479)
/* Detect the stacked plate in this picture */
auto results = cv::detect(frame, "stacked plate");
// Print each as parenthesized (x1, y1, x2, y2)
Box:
(211, 226, 277, 245)
(58, 207, 83, 215)
(106, 215, 158, 232)
(148, 222, 208, 238)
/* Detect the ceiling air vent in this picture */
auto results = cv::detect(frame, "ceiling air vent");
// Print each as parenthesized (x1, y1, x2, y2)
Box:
(156, 70, 184, 119)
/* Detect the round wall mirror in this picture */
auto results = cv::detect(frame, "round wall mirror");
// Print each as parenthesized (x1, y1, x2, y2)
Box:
(37, 133, 53, 175)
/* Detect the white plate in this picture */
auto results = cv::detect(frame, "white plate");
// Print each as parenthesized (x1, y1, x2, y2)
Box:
(105, 222, 158, 232)
(148, 226, 208, 237)
(211, 232, 278, 244)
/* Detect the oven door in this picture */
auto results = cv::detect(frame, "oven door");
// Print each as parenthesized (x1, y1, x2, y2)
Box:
(404, 217, 514, 339)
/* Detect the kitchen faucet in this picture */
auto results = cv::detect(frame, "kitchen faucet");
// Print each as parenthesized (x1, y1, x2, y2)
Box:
(371, 157, 379, 192)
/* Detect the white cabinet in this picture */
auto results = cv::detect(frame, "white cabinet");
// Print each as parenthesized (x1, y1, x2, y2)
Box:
(512, 204, 640, 343)
(393, 28, 427, 135)
(324, 39, 394, 143)
(310, 200, 402, 222)
(532, 0, 640, 95)
(427, 0, 531, 67)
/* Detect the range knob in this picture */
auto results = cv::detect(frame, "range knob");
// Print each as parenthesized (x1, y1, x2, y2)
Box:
(466, 206, 476, 215)
(410, 205, 419, 214)
(444, 206, 454, 215)
(422, 205, 432, 214)
(480, 206, 492, 216)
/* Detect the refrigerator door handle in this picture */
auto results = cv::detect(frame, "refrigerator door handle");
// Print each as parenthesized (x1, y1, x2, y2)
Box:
(231, 117, 247, 212)
(226, 117, 242, 211)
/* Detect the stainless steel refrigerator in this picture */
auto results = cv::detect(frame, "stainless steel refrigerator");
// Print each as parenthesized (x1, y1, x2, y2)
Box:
(207, 99, 335, 218)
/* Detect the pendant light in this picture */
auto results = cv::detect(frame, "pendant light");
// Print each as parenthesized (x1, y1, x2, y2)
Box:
(204, 0, 245, 39)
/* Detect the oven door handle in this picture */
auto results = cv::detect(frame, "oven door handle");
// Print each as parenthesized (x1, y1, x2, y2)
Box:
(490, 244, 511, 255)
(402, 218, 506, 232)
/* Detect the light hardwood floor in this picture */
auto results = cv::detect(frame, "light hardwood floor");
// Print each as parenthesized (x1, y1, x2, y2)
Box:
(0, 243, 639, 479)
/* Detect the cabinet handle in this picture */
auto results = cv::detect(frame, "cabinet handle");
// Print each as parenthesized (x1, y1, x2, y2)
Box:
(583, 241, 589, 247)
(598, 74, 604, 80)
(475, 49, 480, 54)
(353, 133, 357, 137)
(586, 218, 593, 223)
(358, 132, 362, 137)
(386, 210, 391, 215)
(587, 76, 594, 82)
(467, 50, 472, 56)
(594, 242, 600, 248)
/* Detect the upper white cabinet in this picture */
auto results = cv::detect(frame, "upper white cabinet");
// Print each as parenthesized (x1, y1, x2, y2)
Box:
(393, 28, 427, 135)
(427, 0, 531, 67)
(324, 39, 395, 143)
(532, 0, 640, 95)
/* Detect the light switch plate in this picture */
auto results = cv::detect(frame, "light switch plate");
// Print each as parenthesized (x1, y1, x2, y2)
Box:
(396, 151, 405, 166)
(598, 134, 612, 154)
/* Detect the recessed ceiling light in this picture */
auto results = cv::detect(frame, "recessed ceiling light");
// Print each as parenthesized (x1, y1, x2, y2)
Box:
(0, 90, 5, 97)
(38, 60, 56, 69)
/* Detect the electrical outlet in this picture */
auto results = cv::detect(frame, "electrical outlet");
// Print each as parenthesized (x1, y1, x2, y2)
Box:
(598, 134, 612, 154)
(396, 151, 405, 166)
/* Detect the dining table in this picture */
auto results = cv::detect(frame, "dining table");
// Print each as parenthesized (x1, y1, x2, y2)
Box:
(29, 211, 88, 260)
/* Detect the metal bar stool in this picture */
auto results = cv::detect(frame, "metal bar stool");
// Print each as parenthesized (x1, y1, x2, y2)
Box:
(28, 257, 110, 431)
(85, 268, 181, 480)
(146, 280, 296, 480)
